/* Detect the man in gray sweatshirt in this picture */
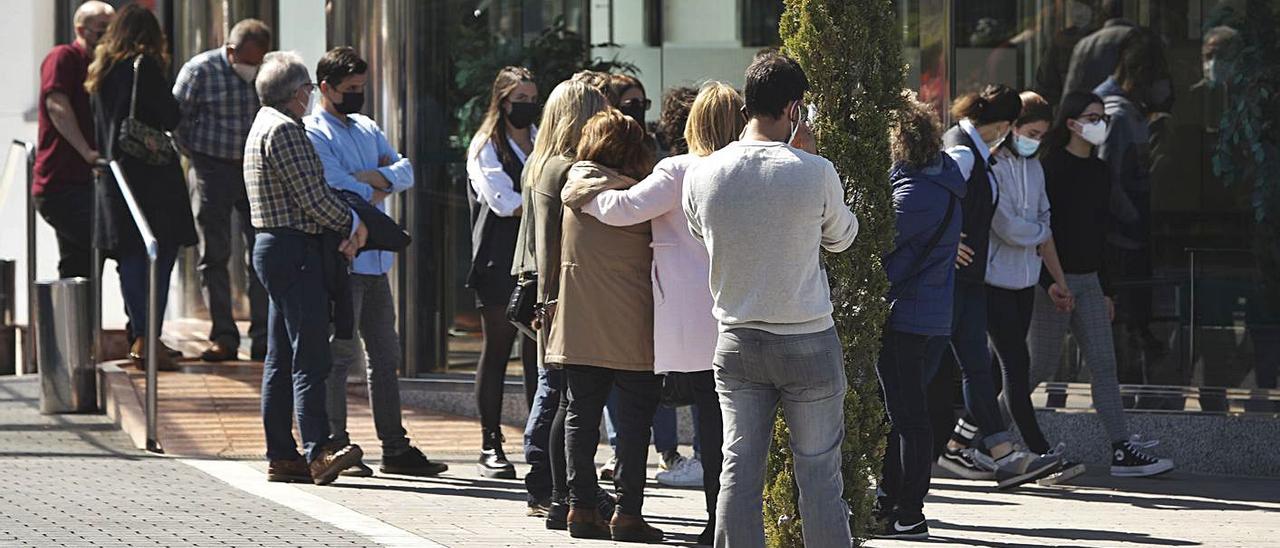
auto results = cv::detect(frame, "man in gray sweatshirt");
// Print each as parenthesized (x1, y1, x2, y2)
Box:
(683, 52, 858, 548)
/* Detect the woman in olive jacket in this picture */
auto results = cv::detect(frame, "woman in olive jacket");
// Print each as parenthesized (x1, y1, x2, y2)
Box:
(547, 109, 662, 543)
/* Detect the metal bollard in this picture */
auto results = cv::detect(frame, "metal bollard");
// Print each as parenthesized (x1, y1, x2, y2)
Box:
(34, 278, 96, 413)
(0, 259, 14, 375)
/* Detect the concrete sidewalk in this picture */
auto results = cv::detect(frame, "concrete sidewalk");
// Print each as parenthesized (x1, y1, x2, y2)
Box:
(4, 374, 1278, 547)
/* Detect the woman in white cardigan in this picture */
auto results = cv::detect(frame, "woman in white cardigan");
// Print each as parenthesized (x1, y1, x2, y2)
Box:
(579, 81, 744, 547)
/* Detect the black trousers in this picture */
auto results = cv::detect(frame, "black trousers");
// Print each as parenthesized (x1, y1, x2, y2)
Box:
(35, 184, 95, 279)
(686, 371, 723, 521)
(474, 305, 538, 435)
(986, 285, 1050, 454)
(877, 330, 948, 523)
(564, 364, 660, 516)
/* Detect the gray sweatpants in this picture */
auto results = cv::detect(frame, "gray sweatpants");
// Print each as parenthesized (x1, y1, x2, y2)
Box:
(1028, 272, 1129, 444)
(327, 273, 411, 456)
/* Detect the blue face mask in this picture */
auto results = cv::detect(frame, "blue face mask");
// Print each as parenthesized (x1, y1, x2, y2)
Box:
(1014, 134, 1041, 157)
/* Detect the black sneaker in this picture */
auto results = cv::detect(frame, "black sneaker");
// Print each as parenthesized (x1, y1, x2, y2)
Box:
(1111, 440, 1175, 477)
(478, 430, 516, 479)
(381, 446, 449, 477)
(937, 446, 995, 480)
(545, 501, 569, 530)
(875, 516, 929, 540)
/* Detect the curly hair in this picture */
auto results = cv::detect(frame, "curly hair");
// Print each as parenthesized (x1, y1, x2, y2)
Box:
(656, 86, 697, 155)
(891, 90, 944, 170)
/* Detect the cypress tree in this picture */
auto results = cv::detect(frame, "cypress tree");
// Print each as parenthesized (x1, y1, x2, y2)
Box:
(764, 1, 904, 545)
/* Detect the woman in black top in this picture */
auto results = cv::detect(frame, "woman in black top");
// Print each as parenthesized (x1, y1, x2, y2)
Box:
(464, 66, 540, 479)
(86, 4, 197, 369)
(1029, 91, 1174, 478)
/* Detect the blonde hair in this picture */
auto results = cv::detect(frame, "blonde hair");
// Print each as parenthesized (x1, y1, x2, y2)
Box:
(524, 80, 608, 187)
(685, 81, 745, 157)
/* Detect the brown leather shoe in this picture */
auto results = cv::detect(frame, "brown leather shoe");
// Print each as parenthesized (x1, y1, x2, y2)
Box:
(200, 341, 238, 362)
(267, 458, 313, 483)
(568, 507, 612, 540)
(610, 512, 664, 543)
(309, 443, 364, 486)
(129, 340, 177, 372)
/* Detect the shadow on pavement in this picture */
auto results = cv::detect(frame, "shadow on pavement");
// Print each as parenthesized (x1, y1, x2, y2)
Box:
(930, 520, 1200, 547)
(934, 476, 1276, 513)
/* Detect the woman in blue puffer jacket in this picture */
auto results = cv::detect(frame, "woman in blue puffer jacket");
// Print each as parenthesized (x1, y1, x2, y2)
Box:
(873, 91, 966, 540)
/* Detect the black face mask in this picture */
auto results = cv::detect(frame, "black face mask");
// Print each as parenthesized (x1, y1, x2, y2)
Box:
(620, 103, 647, 127)
(507, 101, 539, 130)
(334, 91, 364, 115)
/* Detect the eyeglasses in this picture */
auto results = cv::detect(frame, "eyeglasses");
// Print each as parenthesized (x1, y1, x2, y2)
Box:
(1077, 112, 1111, 124)
(621, 98, 652, 110)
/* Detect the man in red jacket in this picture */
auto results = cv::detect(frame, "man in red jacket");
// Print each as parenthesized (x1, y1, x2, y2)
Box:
(33, 1, 114, 279)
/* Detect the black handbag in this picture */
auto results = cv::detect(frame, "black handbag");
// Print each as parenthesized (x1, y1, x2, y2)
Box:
(660, 372, 699, 408)
(116, 55, 177, 166)
(507, 273, 538, 340)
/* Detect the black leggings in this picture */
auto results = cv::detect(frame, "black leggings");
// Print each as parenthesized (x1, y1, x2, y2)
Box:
(986, 286, 1050, 454)
(475, 305, 539, 434)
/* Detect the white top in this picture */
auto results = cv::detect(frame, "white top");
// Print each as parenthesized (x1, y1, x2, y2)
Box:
(959, 118, 998, 203)
(683, 141, 858, 336)
(582, 154, 716, 374)
(466, 126, 537, 217)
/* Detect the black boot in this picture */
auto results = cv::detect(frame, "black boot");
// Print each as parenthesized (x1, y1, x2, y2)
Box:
(477, 429, 516, 479)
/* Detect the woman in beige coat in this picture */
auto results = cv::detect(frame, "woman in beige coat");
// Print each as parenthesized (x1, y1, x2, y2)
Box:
(546, 109, 661, 542)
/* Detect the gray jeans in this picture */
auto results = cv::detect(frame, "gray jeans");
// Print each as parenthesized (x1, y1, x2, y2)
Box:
(714, 327, 851, 548)
(327, 273, 411, 456)
(189, 152, 267, 347)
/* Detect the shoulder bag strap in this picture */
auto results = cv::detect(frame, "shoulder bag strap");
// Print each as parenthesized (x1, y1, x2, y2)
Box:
(902, 193, 957, 281)
(129, 55, 143, 119)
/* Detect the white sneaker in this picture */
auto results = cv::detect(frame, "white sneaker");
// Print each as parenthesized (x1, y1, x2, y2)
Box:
(656, 455, 704, 487)
(1128, 434, 1161, 450)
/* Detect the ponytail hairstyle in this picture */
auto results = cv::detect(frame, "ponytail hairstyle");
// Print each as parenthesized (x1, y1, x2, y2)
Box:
(949, 84, 1021, 127)
(469, 66, 535, 166)
(1041, 91, 1104, 159)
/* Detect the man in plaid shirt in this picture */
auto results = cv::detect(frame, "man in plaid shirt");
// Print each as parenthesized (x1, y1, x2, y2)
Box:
(245, 50, 368, 486)
(173, 18, 272, 363)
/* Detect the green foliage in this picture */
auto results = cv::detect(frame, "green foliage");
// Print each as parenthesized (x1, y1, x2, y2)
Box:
(766, 1, 903, 545)
(1207, 1, 1280, 224)
(451, 16, 637, 150)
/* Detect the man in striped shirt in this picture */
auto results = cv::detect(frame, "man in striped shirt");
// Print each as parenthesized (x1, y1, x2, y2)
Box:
(173, 19, 272, 363)
(243, 50, 367, 486)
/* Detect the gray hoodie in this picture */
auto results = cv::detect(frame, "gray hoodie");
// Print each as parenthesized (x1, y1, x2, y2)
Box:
(986, 148, 1052, 290)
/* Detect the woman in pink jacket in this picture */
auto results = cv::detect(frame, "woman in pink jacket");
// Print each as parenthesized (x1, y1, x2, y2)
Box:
(579, 82, 744, 547)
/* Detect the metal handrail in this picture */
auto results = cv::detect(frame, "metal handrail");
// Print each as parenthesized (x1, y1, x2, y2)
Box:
(15, 139, 35, 375)
(107, 160, 162, 454)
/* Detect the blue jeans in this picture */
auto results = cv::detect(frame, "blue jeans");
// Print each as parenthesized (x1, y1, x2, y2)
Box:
(116, 245, 178, 341)
(876, 330, 949, 523)
(605, 393, 684, 454)
(944, 280, 1011, 450)
(714, 327, 850, 548)
(524, 366, 563, 502)
(254, 230, 334, 463)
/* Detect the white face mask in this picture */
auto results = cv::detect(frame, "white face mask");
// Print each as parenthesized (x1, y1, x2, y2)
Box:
(786, 101, 802, 145)
(232, 62, 260, 84)
(1077, 119, 1108, 146)
(1203, 59, 1219, 85)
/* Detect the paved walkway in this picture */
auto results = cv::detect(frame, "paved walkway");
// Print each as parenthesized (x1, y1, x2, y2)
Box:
(4, 374, 1278, 547)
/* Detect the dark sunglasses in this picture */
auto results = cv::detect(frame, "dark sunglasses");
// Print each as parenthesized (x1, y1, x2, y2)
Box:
(621, 98, 653, 110)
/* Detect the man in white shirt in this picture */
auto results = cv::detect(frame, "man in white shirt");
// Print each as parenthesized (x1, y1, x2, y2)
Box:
(683, 52, 858, 548)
